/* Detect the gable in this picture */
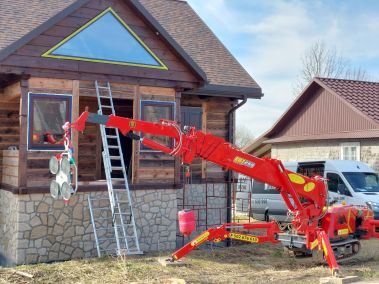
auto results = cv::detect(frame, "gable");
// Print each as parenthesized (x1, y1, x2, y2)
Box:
(0, 0, 199, 86)
(42, 7, 167, 69)
(271, 86, 378, 140)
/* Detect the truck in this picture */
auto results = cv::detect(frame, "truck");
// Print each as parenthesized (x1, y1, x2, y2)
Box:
(250, 160, 379, 223)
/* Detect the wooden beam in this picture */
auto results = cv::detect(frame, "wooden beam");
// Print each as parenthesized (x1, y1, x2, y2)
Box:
(132, 85, 140, 184)
(72, 80, 79, 180)
(202, 101, 207, 179)
(29, 77, 73, 91)
(174, 90, 182, 185)
(18, 78, 29, 188)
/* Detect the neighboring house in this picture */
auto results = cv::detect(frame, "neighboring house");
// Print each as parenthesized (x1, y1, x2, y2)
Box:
(0, 0, 262, 264)
(244, 77, 379, 171)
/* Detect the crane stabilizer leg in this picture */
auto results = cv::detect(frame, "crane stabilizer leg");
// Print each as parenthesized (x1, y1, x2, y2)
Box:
(315, 230, 340, 276)
(171, 222, 281, 261)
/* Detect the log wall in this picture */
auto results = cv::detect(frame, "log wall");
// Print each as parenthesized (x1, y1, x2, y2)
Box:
(0, 83, 20, 186)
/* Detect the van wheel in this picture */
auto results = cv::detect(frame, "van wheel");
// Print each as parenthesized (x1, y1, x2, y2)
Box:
(265, 212, 270, 222)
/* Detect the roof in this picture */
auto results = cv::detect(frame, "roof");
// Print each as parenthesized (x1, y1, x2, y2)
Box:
(317, 77, 379, 123)
(0, 0, 262, 98)
(245, 77, 379, 151)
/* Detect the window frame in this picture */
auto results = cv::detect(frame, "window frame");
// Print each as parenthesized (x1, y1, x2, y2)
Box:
(340, 142, 360, 161)
(140, 100, 175, 152)
(27, 93, 73, 151)
(42, 7, 167, 70)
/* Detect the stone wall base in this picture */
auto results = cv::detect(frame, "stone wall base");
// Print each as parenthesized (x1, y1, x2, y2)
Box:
(0, 188, 177, 264)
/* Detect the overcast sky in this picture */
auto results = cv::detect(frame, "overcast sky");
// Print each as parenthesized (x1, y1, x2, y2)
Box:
(186, 0, 379, 138)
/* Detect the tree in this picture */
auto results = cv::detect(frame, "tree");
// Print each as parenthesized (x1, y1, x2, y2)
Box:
(293, 40, 369, 94)
(235, 125, 254, 148)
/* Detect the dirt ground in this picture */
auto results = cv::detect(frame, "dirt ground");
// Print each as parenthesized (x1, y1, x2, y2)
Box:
(1, 239, 378, 284)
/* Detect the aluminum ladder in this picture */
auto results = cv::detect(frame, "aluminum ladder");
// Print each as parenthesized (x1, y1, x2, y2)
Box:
(88, 81, 142, 257)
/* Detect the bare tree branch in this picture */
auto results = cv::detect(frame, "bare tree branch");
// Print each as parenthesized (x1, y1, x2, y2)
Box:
(293, 40, 370, 95)
(235, 125, 254, 148)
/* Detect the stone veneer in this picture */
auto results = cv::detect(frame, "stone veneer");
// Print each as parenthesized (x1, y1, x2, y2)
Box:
(271, 139, 379, 171)
(0, 188, 177, 264)
(177, 183, 227, 237)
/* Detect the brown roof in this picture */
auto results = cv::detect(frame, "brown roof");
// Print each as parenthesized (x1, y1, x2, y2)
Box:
(317, 77, 379, 123)
(0, 0, 77, 51)
(245, 77, 379, 150)
(139, 0, 259, 89)
(0, 0, 261, 97)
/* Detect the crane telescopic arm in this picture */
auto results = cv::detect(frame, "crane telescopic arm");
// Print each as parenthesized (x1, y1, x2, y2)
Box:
(72, 111, 327, 232)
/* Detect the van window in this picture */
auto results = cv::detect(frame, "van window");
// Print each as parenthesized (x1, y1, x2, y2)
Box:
(327, 173, 350, 196)
(343, 172, 379, 193)
(252, 180, 279, 194)
(297, 163, 325, 177)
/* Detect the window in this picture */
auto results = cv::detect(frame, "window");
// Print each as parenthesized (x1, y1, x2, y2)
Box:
(326, 172, 351, 196)
(140, 101, 175, 151)
(340, 142, 360, 161)
(42, 7, 167, 70)
(28, 93, 72, 150)
(181, 106, 202, 131)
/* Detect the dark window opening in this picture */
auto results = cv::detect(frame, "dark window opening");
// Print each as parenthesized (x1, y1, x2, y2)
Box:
(181, 106, 202, 131)
(140, 101, 175, 151)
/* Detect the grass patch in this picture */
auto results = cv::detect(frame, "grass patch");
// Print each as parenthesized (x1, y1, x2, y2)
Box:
(1, 239, 378, 283)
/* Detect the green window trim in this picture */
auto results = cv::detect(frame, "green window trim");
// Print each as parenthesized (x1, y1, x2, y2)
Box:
(42, 7, 168, 70)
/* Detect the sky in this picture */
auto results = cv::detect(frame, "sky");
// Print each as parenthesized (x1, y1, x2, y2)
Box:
(186, 0, 379, 138)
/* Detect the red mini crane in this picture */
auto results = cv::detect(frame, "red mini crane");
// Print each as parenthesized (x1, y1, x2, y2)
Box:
(58, 110, 379, 276)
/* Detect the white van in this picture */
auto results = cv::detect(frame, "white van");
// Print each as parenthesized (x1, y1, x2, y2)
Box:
(250, 160, 379, 222)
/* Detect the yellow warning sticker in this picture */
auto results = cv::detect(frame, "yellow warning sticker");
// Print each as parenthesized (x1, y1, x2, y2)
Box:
(233, 156, 255, 168)
(191, 232, 210, 247)
(129, 121, 136, 128)
(288, 173, 305, 185)
(304, 182, 316, 192)
(337, 228, 349, 236)
(228, 233, 259, 243)
(310, 239, 319, 250)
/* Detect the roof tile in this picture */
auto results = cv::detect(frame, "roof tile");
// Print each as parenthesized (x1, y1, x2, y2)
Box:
(317, 77, 379, 123)
(0, 0, 260, 90)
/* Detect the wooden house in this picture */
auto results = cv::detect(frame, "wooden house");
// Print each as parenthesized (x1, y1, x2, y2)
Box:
(244, 78, 379, 171)
(0, 0, 262, 264)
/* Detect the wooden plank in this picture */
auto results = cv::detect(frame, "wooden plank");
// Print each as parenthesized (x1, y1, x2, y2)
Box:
(139, 86, 175, 97)
(174, 90, 181, 185)
(72, 80, 80, 171)
(0, 66, 198, 90)
(132, 85, 140, 183)
(29, 77, 73, 91)
(138, 167, 175, 179)
(202, 101, 207, 179)
(18, 78, 29, 188)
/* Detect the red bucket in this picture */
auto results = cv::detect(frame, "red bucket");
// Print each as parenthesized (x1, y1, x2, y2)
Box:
(178, 209, 196, 237)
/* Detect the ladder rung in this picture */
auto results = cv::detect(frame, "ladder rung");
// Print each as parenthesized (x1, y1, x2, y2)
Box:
(99, 95, 111, 99)
(111, 167, 123, 170)
(106, 135, 118, 139)
(92, 207, 111, 211)
(98, 237, 117, 241)
(101, 105, 113, 109)
(89, 197, 111, 201)
(97, 86, 111, 90)
(99, 248, 117, 252)
(95, 217, 112, 221)
(110, 156, 121, 160)
(108, 146, 119, 149)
